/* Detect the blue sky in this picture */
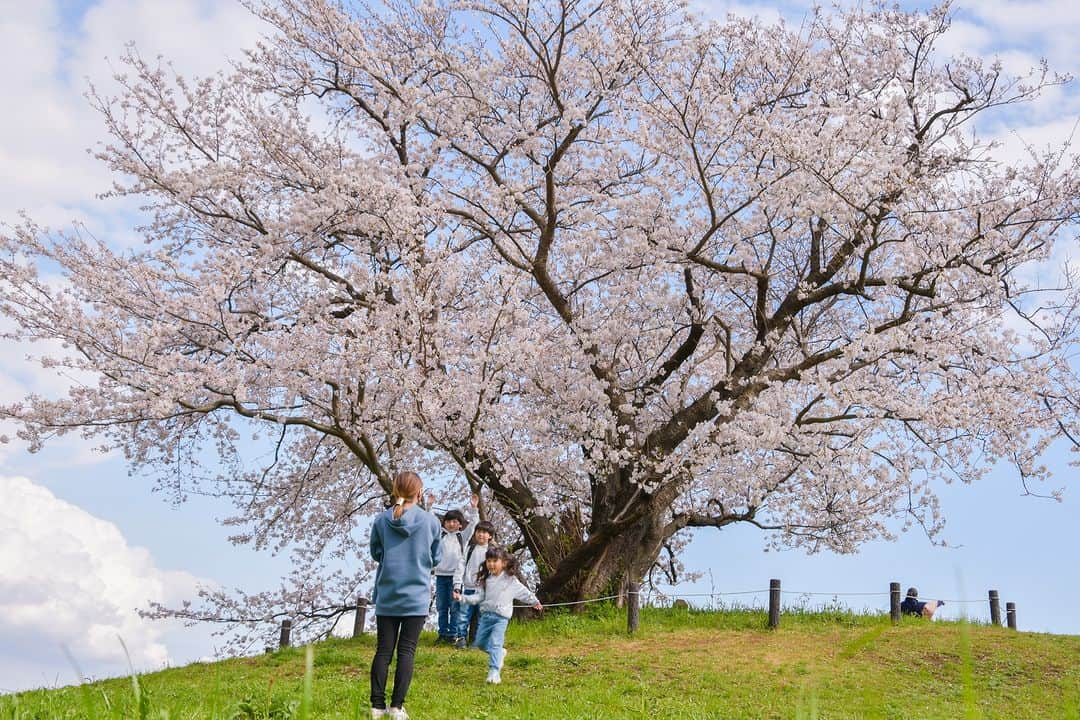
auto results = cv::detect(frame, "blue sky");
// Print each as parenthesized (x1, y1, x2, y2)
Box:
(1, 0, 1077, 695)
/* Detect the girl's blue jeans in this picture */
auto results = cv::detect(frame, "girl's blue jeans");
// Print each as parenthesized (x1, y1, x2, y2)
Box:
(455, 588, 479, 638)
(473, 611, 509, 671)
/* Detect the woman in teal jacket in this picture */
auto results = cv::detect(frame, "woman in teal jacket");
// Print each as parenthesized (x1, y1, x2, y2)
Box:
(369, 471, 442, 720)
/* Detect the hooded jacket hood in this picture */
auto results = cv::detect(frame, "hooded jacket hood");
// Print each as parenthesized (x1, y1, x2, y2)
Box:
(385, 505, 428, 537)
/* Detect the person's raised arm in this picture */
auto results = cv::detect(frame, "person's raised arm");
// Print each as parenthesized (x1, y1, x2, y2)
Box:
(461, 493, 480, 540)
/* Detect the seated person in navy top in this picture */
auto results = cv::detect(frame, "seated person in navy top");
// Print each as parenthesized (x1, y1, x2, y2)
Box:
(900, 586, 944, 619)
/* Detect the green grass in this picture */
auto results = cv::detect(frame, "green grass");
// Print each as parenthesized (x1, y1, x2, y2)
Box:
(3, 605, 1078, 719)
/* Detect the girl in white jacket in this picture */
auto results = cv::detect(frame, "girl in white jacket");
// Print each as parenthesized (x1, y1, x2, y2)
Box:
(454, 546, 542, 684)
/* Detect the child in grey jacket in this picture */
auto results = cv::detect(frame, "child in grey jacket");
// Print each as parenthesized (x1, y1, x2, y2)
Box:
(454, 546, 542, 684)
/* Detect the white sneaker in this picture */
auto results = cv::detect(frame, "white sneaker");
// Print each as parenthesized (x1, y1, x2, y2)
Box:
(371, 710, 387, 719)
(388, 708, 409, 720)
(485, 669, 501, 684)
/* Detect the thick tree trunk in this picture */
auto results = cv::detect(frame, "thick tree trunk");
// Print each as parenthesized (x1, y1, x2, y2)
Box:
(469, 450, 686, 606)
(534, 497, 672, 606)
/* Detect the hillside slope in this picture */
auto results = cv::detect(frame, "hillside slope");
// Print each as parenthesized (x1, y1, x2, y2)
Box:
(3, 607, 1078, 719)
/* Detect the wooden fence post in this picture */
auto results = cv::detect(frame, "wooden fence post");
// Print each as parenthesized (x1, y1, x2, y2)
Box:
(890, 582, 901, 624)
(279, 619, 292, 649)
(988, 590, 1001, 626)
(353, 597, 369, 637)
(627, 582, 640, 634)
(1006, 602, 1017, 630)
(768, 579, 781, 629)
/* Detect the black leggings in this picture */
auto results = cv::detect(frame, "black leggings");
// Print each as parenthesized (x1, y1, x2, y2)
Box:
(370, 615, 426, 709)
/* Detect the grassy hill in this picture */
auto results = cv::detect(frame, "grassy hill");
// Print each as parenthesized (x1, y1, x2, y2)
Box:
(2, 605, 1078, 719)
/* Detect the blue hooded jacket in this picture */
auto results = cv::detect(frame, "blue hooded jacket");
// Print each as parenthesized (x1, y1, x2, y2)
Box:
(370, 504, 442, 616)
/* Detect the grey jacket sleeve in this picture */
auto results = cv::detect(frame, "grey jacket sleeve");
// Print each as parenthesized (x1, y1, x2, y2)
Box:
(512, 577, 540, 607)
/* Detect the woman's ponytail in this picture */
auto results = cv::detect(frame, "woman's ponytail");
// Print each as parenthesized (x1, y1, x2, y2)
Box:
(390, 471, 423, 519)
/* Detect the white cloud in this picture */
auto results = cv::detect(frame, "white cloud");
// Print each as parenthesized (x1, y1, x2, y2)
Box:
(933, 18, 993, 60)
(694, 1, 789, 25)
(984, 116, 1079, 169)
(956, 0, 1080, 51)
(0, 475, 211, 692)
(0, 3, 102, 226)
(74, 0, 264, 80)
(0, 0, 265, 229)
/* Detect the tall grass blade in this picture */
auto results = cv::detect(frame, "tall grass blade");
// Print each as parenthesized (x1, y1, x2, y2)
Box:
(298, 646, 314, 720)
(118, 636, 151, 720)
(62, 645, 99, 720)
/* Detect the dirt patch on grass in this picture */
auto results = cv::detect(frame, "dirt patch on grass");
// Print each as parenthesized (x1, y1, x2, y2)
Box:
(518, 627, 849, 671)
(340, 666, 366, 679)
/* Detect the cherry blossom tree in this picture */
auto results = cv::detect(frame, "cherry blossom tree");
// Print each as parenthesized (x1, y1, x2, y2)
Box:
(2, 0, 1078, 641)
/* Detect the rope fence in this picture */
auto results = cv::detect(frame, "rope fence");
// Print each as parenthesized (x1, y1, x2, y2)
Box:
(626, 588, 987, 603)
(272, 579, 1019, 649)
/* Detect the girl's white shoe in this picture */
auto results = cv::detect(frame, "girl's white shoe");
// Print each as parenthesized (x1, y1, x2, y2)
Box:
(485, 669, 502, 684)
(371, 710, 387, 719)
(389, 708, 410, 720)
